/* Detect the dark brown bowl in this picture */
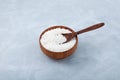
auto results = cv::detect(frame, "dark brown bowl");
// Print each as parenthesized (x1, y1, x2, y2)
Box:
(39, 26, 78, 60)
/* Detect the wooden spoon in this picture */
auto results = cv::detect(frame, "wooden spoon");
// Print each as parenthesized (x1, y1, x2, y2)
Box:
(62, 22, 105, 43)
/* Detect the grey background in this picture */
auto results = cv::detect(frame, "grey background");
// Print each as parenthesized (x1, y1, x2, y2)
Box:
(0, 0, 120, 80)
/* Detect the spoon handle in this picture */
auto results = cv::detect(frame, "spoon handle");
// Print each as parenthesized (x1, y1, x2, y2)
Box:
(76, 23, 104, 35)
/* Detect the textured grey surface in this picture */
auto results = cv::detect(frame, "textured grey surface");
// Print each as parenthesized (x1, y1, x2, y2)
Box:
(0, 0, 120, 80)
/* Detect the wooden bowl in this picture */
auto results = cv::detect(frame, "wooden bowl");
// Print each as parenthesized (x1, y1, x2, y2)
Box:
(39, 26, 78, 60)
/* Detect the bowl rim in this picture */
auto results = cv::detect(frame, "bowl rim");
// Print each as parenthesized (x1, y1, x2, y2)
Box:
(39, 25, 78, 53)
